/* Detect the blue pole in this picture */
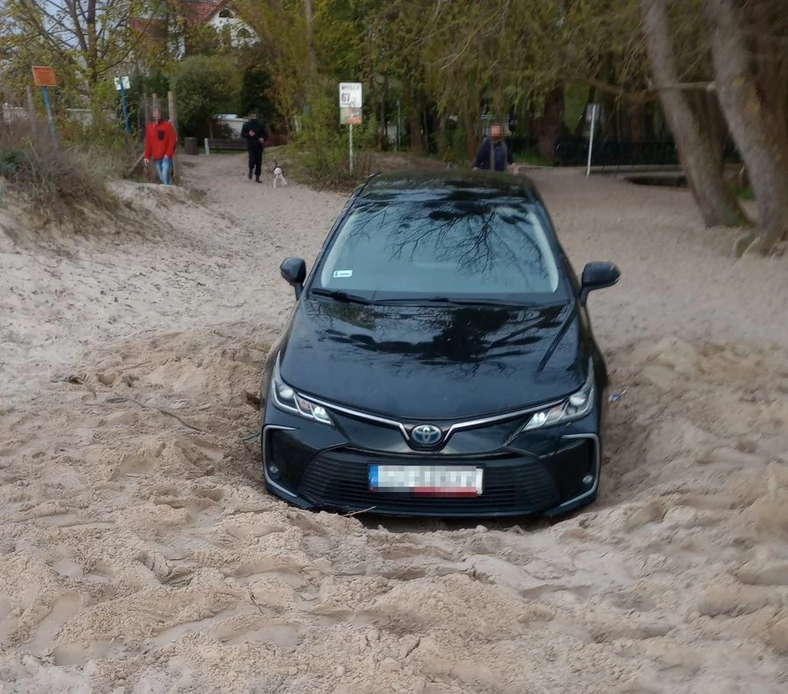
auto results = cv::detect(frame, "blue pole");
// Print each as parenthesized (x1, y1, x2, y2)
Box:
(41, 86, 58, 144)
(119, 82, 131, 136)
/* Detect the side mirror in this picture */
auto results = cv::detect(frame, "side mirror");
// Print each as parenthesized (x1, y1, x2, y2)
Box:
(579, 261, 620, 305)
(280, 257, 307, 299)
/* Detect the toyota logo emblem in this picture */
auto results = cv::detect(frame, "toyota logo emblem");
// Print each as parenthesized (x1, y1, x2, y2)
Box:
(410, 424, 443, 447)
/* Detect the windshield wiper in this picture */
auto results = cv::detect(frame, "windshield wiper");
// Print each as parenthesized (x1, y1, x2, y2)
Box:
(377, 296, 523, 307)
(310, 288, 375, 305)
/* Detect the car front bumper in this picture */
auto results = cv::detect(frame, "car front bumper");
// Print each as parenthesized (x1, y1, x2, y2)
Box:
(261, 403, 603, 519)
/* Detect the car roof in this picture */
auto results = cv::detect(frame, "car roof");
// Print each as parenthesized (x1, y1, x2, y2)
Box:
(356, 169, 542, 205)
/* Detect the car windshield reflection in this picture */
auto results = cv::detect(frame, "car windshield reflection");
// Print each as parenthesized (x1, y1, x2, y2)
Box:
(312, 197, 567, 304)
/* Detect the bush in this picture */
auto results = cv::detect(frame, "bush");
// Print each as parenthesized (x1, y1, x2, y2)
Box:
(0, 119, 120, 224)
(57, 112, 140, 175)
(290, 84, 376, 188)
(0, 148, 25, 176)
(173, 55, 242, 139)
(237, 47, 277, 125)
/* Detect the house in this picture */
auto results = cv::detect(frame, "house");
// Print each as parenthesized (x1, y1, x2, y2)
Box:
(129, 1, 257, 59)
(191, 1, 257, 49)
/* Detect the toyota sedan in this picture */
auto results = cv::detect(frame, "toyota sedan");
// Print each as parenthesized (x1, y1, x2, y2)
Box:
(260, 170, 620, 518)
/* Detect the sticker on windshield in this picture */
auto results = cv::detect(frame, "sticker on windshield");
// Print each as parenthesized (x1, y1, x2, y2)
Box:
(333, 270, 353, 278)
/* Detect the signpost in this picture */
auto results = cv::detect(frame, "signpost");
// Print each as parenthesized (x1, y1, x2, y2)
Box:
(32, 66, 58, 143)
(339, 82, 362, 174)
(585, 103, 599, 177)
(114, 75, 132, 136)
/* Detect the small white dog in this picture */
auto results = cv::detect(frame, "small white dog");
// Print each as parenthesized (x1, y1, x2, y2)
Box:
(273, 161, 287, 188)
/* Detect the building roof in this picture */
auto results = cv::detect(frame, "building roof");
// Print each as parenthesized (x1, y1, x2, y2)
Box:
(179, 0, 229, 25)
(128, 17, 168, 38)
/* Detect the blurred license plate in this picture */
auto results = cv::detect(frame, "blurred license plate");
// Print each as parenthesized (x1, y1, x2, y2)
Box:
(369, 465, 483, 497)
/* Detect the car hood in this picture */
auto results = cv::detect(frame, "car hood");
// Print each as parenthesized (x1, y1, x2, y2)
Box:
(278, 298, 588, 421)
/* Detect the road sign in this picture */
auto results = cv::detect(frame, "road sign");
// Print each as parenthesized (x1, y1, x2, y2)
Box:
(32, 66, 56, 87)
(339, 82, 362, 126)
(339, 82, 362, 108)
(113, 76, 131, 91)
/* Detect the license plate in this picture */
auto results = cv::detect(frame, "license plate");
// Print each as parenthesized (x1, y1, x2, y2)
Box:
(369, 465, 483, 497)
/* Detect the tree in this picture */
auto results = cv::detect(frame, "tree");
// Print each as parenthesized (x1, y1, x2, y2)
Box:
(704, 0, 788, 252)
(237, 0, 312, 130)
(421, 0, 654, 162)
(237, 45, 276, 125)
(172, 54, 241, 137)
(305, 0, 317, 76)
(0, 0, 159, 99)
(639, 0, 747, 227)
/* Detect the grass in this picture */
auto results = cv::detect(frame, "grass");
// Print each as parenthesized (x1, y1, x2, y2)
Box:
(514, 147, 552, 167)
(282, 142, 557, 193)
(0, 119, 124, 227)
(282, 145, 455, 193)
(284, 144, 376, 192)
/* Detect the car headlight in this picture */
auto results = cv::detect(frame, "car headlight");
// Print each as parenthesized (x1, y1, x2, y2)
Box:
(270, 358, 333, 425)
(523, 361, 596, 431)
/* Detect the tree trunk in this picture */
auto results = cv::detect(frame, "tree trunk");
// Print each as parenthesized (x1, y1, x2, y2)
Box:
(408, 112, 421, 153)
(534, 86, 565, 163)
(304, 0, 317, 77)
(705, 0, 788, 251)
(640, 0, 747, 227)
(421, 105, 431, 153)
(463, 101, 477, 163)
(629, 103, 644, 143)
(87, 0, 99, 93)
(380, 73, 389, 150)
(687, 90, 727, 172)
(643, 102, 656, 140)
(620, 101, 633, 141)
(751, 0, 788, 134)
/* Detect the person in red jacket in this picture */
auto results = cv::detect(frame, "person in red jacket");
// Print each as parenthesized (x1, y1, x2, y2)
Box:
(143, 108, 177, 185)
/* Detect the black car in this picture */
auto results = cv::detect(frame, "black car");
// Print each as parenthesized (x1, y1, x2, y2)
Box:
(260, 170, 620, 518)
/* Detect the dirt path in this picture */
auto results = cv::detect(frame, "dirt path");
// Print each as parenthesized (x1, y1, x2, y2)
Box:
(1, 156, 787, 693)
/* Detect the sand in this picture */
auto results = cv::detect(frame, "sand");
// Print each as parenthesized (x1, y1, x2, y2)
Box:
(1, 154, 788, 693)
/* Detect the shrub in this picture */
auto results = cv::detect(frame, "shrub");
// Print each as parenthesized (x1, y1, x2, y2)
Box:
(237, 46, 277, 125)
(290, 83, 377, 188)
(0, 148, 25, 176)
(0, 119, 120, 224)
(173, 55, 242, 139)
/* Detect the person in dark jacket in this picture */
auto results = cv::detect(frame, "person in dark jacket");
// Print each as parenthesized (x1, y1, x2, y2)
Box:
(241, 113, 268, 182)
(472, 122, 519, 174)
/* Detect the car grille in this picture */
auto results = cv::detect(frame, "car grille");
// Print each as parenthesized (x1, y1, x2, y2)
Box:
(296, 449, 565, 516)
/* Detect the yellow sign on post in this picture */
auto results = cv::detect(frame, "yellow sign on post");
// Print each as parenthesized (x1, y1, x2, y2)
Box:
(32, 66, 57, 87)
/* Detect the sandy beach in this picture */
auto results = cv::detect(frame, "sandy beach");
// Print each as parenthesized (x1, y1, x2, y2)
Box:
(1, 154, 787, 693)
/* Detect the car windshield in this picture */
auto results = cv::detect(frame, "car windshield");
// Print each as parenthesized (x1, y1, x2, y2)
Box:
(313, 197, 566, 303)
